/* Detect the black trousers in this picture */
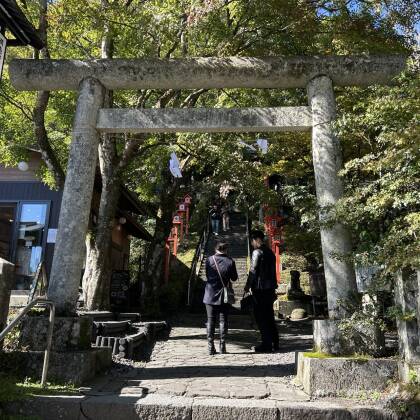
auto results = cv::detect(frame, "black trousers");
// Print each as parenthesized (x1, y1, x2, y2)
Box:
(205, 303, 229, 327)
(253, 289, 279, 348)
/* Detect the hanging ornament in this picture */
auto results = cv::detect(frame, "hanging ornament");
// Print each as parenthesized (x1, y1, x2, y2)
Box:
(256, 138, 268, 154)
(169, 152, 182, 178)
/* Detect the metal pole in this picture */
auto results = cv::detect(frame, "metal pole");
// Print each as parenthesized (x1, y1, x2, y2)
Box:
(41, 301, 55, 387)
(0, 298, 55, 387)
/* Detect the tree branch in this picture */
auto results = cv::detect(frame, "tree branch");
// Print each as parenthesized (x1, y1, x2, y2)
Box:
(32, 0, 65, 188)
(0, 91, 33, 121)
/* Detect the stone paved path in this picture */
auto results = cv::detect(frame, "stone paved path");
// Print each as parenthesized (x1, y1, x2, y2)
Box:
(5, 316, 396, 419)
(93, 315, 313, 402)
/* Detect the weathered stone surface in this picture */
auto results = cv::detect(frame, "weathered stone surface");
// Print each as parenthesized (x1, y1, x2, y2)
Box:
(4, 396, 85, 420)
(395, 269, 420, 366)
(313, 319, 385, 356)
(135, 394, 193, 420)
(307, 76, 358, 318)
(0, 258, 15, 347)
(10, 55, 406, 91)
(18, 316, 92, 351)
(296, 352, 398, 397)
(97, 107, 312, 133)
(276, 401, 398, 420)
(48, 77, 105, 314)
(267, 382, 309, 401)
(8, 290, 30, 307)
(1, 347, 112, 385)
(82, 395, 140, 420)
(193, 398, 278, 420)
(4, 395, 398, 420)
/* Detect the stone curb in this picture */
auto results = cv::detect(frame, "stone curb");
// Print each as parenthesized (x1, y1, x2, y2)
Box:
(4, 394, 398, 420)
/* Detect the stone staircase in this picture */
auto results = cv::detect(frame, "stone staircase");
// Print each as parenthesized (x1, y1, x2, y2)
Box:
(196, 212, 249, 310)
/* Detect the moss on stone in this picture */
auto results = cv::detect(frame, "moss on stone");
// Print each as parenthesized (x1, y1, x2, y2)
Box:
(303, 351, 372, 361)
(303, 351, 333, 359)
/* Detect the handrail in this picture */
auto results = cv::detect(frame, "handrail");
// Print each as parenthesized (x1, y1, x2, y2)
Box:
(0, 298, 55, 387)
(187, 215, 210, 306)
(28, 261, 48, 304)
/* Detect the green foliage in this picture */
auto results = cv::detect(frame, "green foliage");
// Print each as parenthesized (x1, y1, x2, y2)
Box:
(0, 374, 77, 403)
(336, 67, 420, 275)
(386, 305, 417, 322)
(408, 369, 420, 386)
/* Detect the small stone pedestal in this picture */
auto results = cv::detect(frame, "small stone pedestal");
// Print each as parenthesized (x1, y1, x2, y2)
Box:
(12, 315, 112, 385)
(313, 319, 385, 356)
(395, 269, 420, 383)
(296, 352, 398, 397)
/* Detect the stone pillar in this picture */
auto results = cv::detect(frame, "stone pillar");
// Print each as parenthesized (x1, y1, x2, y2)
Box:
(0, 258, 15, 348)
(417, 269, 420, 354)
(395, 269, 420, 363)
(307, 76, 357, 319)
(48, 78, 105, 314)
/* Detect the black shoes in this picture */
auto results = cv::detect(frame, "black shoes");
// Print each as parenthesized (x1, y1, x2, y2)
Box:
(207, 322, 216, 356)
(219, 321, 227, 354)
(208, 343, 217, 355)
(206, 321, 229, 355)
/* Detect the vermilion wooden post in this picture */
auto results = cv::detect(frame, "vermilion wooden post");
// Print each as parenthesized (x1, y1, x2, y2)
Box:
(184, 194, 192, 236)
(172, 223, 179, 256)
(176, 214, 184, 245)
(185, 205, 190, 235)
(274, 240, 281, 283)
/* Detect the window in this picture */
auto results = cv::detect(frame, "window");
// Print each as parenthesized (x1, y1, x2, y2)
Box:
(0, 203, 16, 261)
(15, 203, 49, 289)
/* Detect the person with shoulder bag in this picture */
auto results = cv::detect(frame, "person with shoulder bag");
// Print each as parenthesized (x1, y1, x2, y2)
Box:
(203, 241, 238, 355)
(244, 230, 279, 353)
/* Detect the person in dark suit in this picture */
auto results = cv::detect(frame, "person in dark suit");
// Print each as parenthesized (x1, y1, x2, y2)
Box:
(245, 230, 279, 353)
(209, 205, 222, 235)
(203, 241, 238, 355)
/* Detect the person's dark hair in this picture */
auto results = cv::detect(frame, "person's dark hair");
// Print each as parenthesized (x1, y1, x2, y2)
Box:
(215, 242, 228, 253)
(250, 230, 265, 241)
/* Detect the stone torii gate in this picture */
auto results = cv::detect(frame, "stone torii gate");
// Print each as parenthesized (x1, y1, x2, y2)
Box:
(10, 56, 405, 324)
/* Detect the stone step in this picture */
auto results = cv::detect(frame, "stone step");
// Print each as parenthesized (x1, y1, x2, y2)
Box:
(4, 394, 398, 419)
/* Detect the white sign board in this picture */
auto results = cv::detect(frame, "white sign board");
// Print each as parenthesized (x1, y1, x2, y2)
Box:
(47, 229, 57, 244)
(0, 33, 6, 81)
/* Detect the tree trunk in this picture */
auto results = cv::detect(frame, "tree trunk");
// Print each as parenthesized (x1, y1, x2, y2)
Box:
(33, 0, 65, 189)
(83, 174, 120, 310)
(142, 169, 180, 308)
(82, 0, 118, 310)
